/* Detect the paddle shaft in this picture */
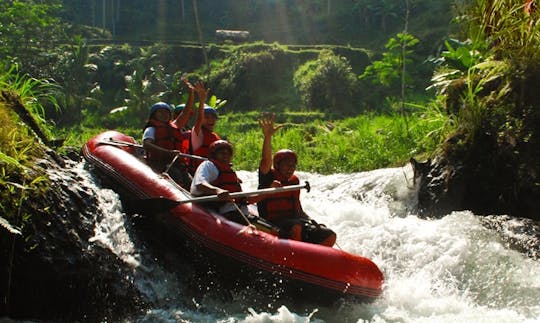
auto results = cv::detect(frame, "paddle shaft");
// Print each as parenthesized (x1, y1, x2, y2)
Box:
(178, 182, 310, 205)
(98, 138, 208, 161)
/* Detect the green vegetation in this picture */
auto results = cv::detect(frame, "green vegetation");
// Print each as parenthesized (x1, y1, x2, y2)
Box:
(211, 109, 442, 173)
(294, 49, 359, 114)
(0, 0, 537, 217)
(430, 0, 540, 154)
(0, 96, 50, 244)
(0, 62, 62, 241)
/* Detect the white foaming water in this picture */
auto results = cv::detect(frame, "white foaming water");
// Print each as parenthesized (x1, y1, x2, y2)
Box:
(81, 161, 540, 322)
(67, 162, 184, 304)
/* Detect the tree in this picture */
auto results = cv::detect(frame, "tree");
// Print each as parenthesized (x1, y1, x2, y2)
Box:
(294, 49, 358, 115)
(0, 1, 67, 77)
(359, 33, 419, 89)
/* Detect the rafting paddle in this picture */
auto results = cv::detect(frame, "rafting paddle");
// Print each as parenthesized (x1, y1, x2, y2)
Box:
(97, 138, 207, 161)
(141, 181, 311, 211)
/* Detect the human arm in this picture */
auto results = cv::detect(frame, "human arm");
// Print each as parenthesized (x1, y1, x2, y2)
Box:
(258, 113, 282, 174)
(142, 127, 179, 158)
(190, 161, 231, 200)
(195, 182, 230, 200)
(293, 190, 310, 219)
(192, 81, 209, 137)
(142, 139, 180, 159)
(172, 78, 195, 129)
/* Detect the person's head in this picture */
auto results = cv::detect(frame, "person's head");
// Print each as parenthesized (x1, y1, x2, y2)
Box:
(202, 105, 218, 131)
(150, 102, 172, 122)
(173, 104, 185, 118)
(209, 140, 233, 163)
(272, 149, 297, 179)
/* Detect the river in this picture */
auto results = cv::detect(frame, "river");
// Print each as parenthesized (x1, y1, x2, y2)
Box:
(83, 162, 540, 322)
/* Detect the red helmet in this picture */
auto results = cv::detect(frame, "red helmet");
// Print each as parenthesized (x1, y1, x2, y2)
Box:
(209, 140, 233, 158)
(273, 149, 297, 169)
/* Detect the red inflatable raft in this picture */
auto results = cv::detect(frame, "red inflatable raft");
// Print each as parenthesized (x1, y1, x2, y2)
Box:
(82, 130, 384, 302)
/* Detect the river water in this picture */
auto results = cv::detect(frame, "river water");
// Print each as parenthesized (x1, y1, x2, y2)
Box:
(83, 162, 540, 322)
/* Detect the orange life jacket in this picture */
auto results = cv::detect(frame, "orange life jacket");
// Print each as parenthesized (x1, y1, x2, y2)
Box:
(189, 127, 220, 174)
(193, 127, 220, 157)
(210, 159, 242, 193)
(144, 119, 190, 166)
(257, 170, 301, 221)
(203, 159, 243, 210)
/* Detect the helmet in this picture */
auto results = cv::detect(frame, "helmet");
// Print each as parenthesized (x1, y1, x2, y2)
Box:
(173, 104, 185, 114)
(209, 140, 233, 158)
(150, 102, 172, 115)
(203, 105, 218, 118)
(273, 149, 297, 169)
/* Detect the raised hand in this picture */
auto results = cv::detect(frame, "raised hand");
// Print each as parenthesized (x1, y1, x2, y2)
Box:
(182, 77, 195, 92)
(259, 113, 282, 138)
(194, 81, 209, 104)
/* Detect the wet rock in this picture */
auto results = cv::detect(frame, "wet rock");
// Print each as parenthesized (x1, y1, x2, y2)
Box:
(0, 151, 147, 321)
(412, 134, 540, 221)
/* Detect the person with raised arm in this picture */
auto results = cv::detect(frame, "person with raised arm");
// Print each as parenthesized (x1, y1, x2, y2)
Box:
(189, 82, 221, 174)
(142, 79, 196, 188)
(257, 113, 336, 247)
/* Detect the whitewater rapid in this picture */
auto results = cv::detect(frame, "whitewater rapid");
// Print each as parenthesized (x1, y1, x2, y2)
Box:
(82, 162, 540, 322)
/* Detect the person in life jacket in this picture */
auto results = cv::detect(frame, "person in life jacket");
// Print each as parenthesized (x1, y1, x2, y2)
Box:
(189, 82, 221, 173)
(257, 113, 336, 247)
(173, 104, 188, 128)
(190, 140, 249, 224)
(142, 80, 196, 188)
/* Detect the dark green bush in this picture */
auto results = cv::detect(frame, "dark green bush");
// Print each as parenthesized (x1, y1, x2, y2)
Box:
(293, 49, 360, 115)
(208, 42, 301, 111)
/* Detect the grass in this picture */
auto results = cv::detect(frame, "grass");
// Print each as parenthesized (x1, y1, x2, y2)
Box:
(56, 109, 447, 174)
(213, 110, 444, 173)
(0, 98, 50, 244)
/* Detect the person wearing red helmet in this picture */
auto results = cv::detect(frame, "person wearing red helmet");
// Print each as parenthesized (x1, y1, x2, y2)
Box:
(190, 139, 248, 223)
(257, 113, 336, 247)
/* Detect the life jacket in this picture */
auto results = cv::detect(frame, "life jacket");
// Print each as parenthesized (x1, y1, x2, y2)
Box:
(257, 170, 301, 221)
(144, 119, 190, 166)
(189, 127, 220, 174)
(203, 159, 243, 210)
(193, 127, 220, 157)
(210, 159, 242, 193)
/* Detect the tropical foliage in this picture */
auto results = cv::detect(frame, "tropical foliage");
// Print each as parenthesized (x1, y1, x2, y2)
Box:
(0, 0, 69, 78)
(430, 0, 540, 144)
(0, 95, 50, 244)
(293, 49, 359, 115)
(0, 0, 537, 185)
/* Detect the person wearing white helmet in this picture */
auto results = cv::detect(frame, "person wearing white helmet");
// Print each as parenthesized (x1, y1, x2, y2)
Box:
(189, 82, 221, 173)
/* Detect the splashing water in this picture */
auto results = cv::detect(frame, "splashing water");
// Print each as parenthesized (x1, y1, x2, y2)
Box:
(83, 162, 540, 322)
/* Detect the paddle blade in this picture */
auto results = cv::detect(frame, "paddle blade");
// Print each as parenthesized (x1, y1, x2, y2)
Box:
(125, 197, 180, 214)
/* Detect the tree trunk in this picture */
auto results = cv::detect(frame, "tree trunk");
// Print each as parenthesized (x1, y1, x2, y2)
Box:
(192, 0, 209, 75)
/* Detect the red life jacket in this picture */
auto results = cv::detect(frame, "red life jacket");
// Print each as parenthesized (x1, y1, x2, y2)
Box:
(144, 119, 190, 164)
(258, 170, 301, 221)
(193, 127, 220, 157)
(189, 127, 221, 174)
(202, 159, 243, 210)
(210, 159, 242, 193)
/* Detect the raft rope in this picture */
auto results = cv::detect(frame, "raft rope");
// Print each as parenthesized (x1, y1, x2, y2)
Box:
(164, 152, 181, 174)
(232, 202, 256, 229)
